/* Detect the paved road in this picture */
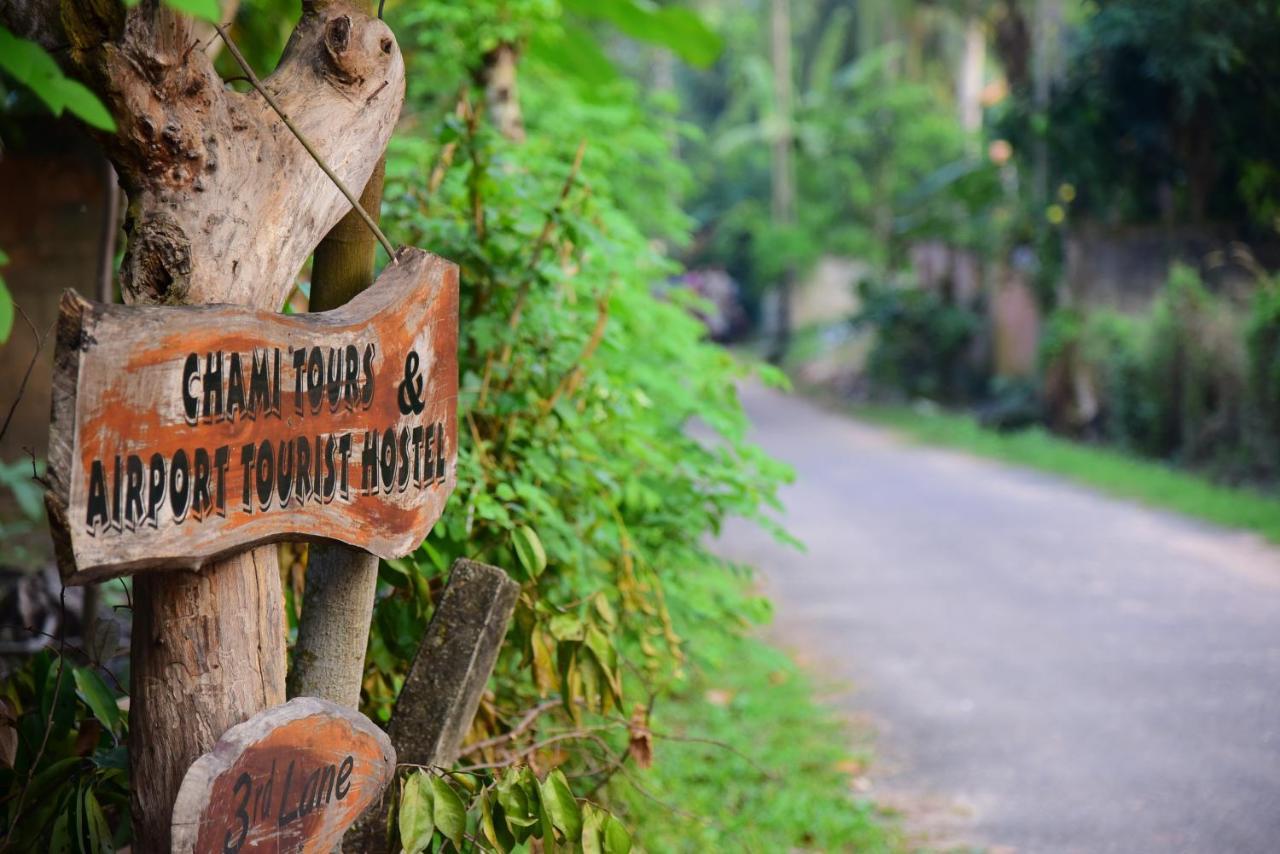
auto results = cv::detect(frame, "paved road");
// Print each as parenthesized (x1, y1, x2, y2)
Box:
(713, 384, 1280, 854)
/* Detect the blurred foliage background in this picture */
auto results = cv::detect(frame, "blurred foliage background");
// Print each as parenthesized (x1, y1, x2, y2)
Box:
(3, 0, 1280, 850)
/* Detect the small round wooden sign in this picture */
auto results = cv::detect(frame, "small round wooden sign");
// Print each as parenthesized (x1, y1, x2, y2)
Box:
(170, 697, 395, 853)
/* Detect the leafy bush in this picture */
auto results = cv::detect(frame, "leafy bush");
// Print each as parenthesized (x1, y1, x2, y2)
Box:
(853, 276, 985, 403)
(1245, 278, 1280, 474)
(356, 3, 791, 849)
(1042, 266, 1275, 483)
(0, 651, 129, 850)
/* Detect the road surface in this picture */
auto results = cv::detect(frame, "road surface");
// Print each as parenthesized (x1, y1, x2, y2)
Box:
(713, 384, 1280, 854)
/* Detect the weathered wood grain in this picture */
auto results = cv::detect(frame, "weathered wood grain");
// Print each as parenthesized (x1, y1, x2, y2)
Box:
(170, 696, 395, 854)
(45, 248, 459, 584)
(345, 559, 519, 852)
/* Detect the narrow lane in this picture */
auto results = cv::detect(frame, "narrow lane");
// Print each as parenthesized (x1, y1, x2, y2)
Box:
(715, 384, 1280, 854)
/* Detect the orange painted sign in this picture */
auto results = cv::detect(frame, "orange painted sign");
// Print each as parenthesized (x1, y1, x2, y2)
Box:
(44, 248, 458, 583)
(171, 697, 396, 854)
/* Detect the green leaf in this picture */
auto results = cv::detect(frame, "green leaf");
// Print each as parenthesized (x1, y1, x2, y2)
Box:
(480, 790, 514, 853)
(654, 7, 722, 67)
(527, 25, 619, 91)
(0, 276, 13, 345)
(161, 0, 221, 22)
(581, 803, 606, 854)
(47, 77, 115, 131)
(560, 0, 722, 67)
(431, 774, 466, 850)
(540, 770, 582, 841)
(512, 525, 547, 577)
(49, 809, 72, 854)
(603, 814, 632, 854)
(398, 771, 435, 854)
(496, 770, 536, 830)
(84, 788, 111, 853)
(0, 27, 116, 131)
(72, 667, 121, 737)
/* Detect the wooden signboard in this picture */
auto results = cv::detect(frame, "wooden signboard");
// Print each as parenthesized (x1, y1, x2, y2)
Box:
(44, 248, 458, 584)
(171, 697, 395, 853)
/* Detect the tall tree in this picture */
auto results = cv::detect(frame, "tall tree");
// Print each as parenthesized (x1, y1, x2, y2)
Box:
(767, 0, 795, 364)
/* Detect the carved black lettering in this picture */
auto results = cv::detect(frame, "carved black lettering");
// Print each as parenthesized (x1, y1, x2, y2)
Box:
(322, 434, 337, 502)
(380, 427, 396, 493)
(338, 433, 353, 500)
(298, 768, 321, 816)
(335, 756, 353, 800)
(307, 348, 324, 415)
(225, 772, 251, 854)
(277, 759, 298, 826)
(292, 348, 307, 416)
(202, 351, 223, 420)
(412, 425, 424, 488)
(361, 431, 379, 494)
(122, 455, 144, 530)
(277, 439, 294, 506)
(295, 436, 312, 504)
(182, 353, 200, 425)
(360, 344, 375, 407)
(326, 348, 342, 411)
(193, 447, 212, 519)
(111, 455, 121, 530)
(397, 427, 410, 492)
(255, 439, 274, 510)
(436, 423, 447, 480)
(272, 347, 282, 415)
(86, 459, 109, 533)
(225, 352, 245, 419)
(170, 449, 190, 522)
(343, 344, 359, 410)
(250, 349, 271, 418)
(214, 445, 230, 516)
(147, 453, 165, 526)
(240, 443, 255, 513)
(317, 763, 337, 807)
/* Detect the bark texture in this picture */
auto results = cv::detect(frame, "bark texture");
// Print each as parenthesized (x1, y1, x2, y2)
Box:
(478, 42, 526, 143)
(1, 0, 408, 848)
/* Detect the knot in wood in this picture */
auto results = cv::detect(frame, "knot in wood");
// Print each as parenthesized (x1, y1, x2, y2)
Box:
(121, 211, 193, 305)
(318, 10, 398, 89)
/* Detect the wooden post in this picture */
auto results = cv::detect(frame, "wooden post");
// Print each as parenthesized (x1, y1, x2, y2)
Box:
(767, 0, 796, 365)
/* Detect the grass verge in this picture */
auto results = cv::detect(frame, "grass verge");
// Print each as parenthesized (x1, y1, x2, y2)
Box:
(852, 402, 1280, 545)
(611, 613, 902, 852)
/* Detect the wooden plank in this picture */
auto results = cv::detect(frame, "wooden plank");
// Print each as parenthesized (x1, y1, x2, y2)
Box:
(345, 559, 520, 852)
(170, 697, 395, 854)
(44, 247, 458, 584)
(389, 559, 520, 767)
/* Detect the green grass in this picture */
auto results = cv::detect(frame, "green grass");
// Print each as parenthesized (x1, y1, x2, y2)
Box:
(611, 616, 902, 853)
(853, 402, 1280, 544)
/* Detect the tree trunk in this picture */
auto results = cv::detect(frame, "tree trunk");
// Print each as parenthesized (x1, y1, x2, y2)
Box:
(767, 0, 795, 365)
(479, 42, 526, 143)
(288, 151, 386, 708)
(1, 1, 406, 847)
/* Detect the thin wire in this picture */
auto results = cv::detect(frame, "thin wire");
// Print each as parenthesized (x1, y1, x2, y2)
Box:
(212, 23, 398, 262)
